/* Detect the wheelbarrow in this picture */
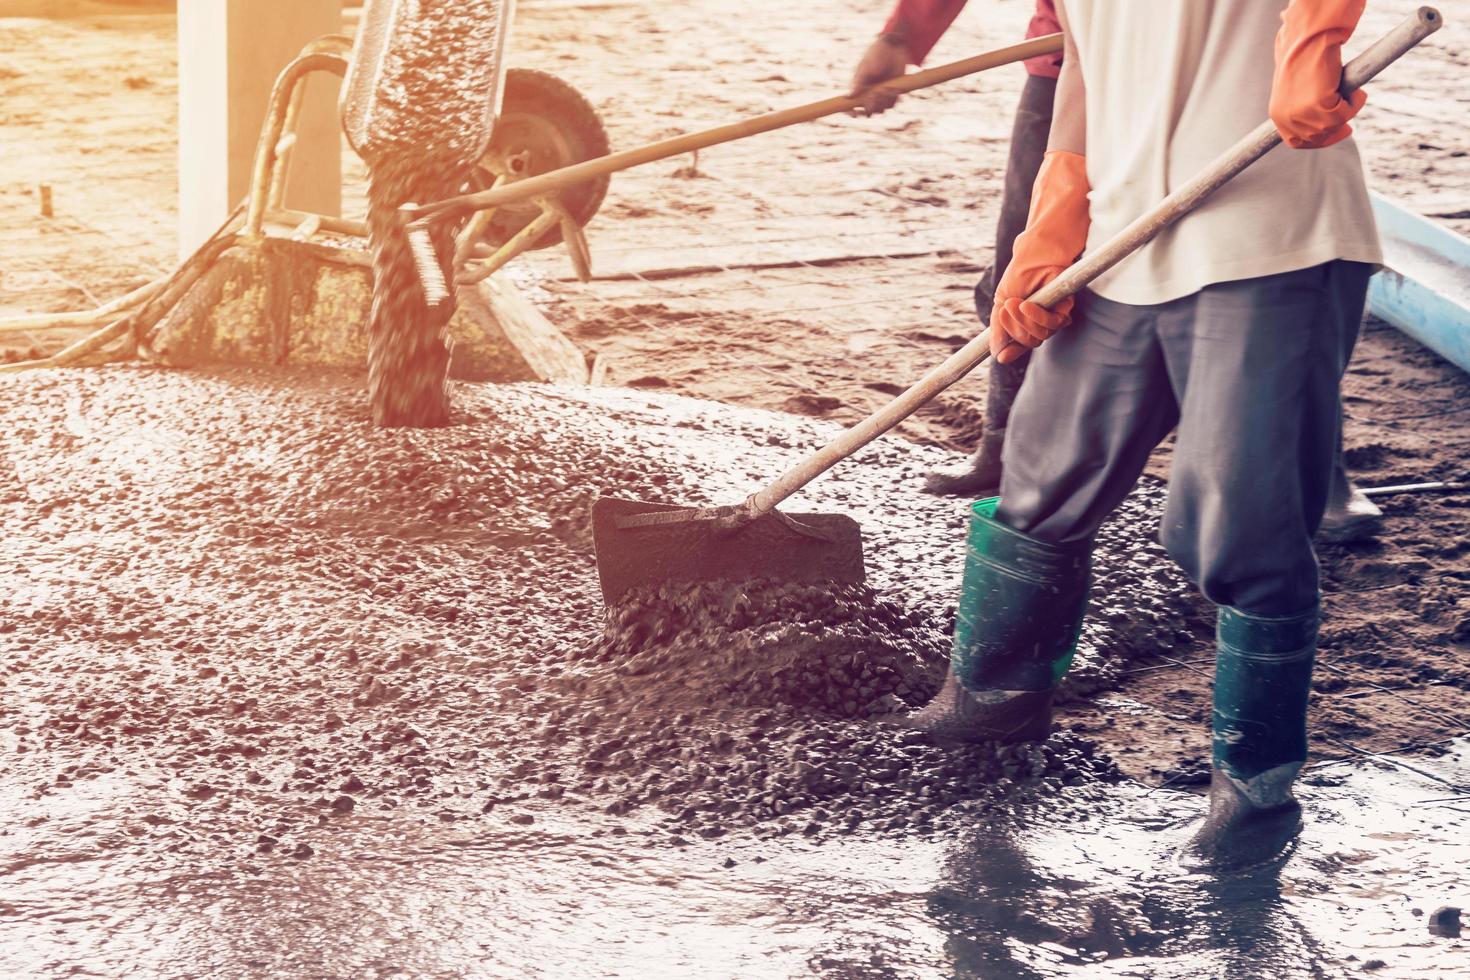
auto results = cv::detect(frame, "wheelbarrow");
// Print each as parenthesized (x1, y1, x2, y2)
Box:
(342, 0, 610, 286)
(0, 5, 1059, 403)
(339, 0, 626, 424)
(0, 0, 609, 377)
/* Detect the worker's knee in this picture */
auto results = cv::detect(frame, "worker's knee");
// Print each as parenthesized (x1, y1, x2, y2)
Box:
(1159, 504, 1318, 616)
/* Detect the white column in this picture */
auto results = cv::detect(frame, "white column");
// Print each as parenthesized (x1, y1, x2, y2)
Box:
(177, 0, 343, 258)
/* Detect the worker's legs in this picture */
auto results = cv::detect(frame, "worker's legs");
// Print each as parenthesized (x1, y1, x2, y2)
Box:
(996, 289, 1179, 544)
(925, 74, 1056, 498)
(906, 290, 1178, 741)
(974, 75, 1058, 319)
(1154, 261, 1372, 868)
(1320, 291, 1383, 542)
(918, 355, 1028, 496)
(1153, 264, 1359, 613)
(908, 261, 1373, 867)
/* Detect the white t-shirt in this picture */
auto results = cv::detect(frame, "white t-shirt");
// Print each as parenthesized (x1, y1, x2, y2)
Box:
(1062, 0, 1382, 305)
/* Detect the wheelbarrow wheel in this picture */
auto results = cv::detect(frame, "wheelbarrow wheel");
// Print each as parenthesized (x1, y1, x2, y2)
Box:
(471, 68, 611, 252)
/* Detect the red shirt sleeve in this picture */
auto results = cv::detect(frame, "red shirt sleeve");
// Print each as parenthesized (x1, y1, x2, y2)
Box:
(882, 0, 968, 65)
(884, 0, 1064, 77)
(1025, 0, 1064, 79)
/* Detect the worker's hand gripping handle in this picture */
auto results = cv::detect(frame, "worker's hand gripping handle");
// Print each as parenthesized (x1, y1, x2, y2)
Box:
(741, 7, 1442, 524)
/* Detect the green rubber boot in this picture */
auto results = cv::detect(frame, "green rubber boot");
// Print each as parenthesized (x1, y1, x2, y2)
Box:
(905, 498, 1091, 743)
(1184, 605, 1318, 871)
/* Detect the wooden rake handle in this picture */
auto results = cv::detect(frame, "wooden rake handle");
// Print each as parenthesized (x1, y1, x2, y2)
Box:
(401, 33, 1064, 223)
(742, 6, 1443, 522)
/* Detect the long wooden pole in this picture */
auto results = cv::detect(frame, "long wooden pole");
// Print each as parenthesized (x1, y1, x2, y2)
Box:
(739, 6, 1442, 522)
(0, 276, 167, 335)
(403, 33, 1065, 223)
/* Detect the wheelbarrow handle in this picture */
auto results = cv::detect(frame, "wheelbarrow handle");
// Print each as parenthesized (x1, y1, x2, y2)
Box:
(741, 6, 1443, 522)
(401, 33, 1065, 224)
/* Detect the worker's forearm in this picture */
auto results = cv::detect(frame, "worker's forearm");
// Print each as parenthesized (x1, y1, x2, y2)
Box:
(883, 0, 969, 65)
(1047, 1, 1084, 153)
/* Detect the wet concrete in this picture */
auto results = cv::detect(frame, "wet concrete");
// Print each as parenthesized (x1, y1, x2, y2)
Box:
(0, 367, 1185, 842)
(3, 735, 1466, 977)
(2, 366, 1467, 977)
(351, 3, 502, 426)
(345, 3, 502, 167)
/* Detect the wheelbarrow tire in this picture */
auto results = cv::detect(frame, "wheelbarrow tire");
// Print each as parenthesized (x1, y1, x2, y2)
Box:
(474, 68, 611, 252)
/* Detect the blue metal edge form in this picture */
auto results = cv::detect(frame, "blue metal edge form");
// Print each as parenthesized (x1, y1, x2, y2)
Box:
(1368, 191, 1470, 375)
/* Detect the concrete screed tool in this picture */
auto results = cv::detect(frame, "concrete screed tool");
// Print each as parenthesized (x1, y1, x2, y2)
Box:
(400, 10, 1442, 605)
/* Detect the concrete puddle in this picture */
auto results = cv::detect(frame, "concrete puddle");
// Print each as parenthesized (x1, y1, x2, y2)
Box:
(3, 743, 1467, 977)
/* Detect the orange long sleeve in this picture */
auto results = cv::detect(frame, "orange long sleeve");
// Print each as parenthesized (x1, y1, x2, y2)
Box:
(990, 150, 1091, 358)
(1270, 0, 1368, 149)
(882, 0, 968, 65)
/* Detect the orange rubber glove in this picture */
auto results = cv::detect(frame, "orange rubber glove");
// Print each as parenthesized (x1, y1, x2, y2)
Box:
(1270, 0, 1368, 149)
(990, 150, 1090, 363)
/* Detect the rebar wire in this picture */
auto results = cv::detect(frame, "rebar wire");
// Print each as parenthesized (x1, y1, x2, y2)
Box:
(1, 209, 166, 317)
(1319, 734, 1470, 793)
(1359, 402, 1470, 425)
(1121, 658, 1214, 676)
(1307, 733, 1465, 769)
(545, 244, 969, 290)
(1147, 730, 1470, 797)
(1315, 660, 1470, 732)
(572, 220, 981, 258)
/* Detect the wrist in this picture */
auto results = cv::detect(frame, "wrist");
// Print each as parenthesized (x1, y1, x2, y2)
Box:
(875, 31, 912, 61)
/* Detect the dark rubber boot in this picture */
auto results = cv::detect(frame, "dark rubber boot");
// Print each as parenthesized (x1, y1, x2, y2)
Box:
(1317, 464, 1382, 544)
(903, 672, 1052, 743)
(923, 428, 1005, 498)
(923, 355, 1028, 497)
(1183, 765, 1304, 871)
(903, 499, 1090, 743)
(1183, 605, 1317, 871)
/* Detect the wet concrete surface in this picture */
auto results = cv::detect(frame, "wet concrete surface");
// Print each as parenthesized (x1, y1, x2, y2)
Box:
(4, 737, 1466, 978)
(2, 365, 1468, 977)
